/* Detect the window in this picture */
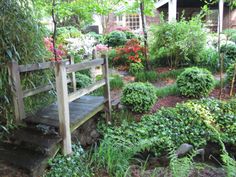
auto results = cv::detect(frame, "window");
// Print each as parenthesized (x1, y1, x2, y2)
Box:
(126, 14, 140, 30)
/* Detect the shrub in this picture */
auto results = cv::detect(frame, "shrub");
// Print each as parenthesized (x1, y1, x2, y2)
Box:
(150, 17, 206, 67)
(113, 39, 145, 66)
(129, 63, 144, 75)
(57, 26, 82, 44)
(220, 44, 236, 69)
(121, 82, 157, 113)
(135, 71, 157, 83)
(105, 31, 127, 47)
(176, 67, 214, 98)
(226, 63, 236, 86)
(75, 73, 92, 89)
(197, 48, 219, 73)
(124, 31, 137, 40)
(103, 98, 236, 156)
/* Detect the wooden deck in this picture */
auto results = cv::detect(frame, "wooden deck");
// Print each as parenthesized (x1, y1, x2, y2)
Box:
(25, 95, 106, 132)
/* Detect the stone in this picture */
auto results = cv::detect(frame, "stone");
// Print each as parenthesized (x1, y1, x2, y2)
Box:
(175, 143, 193, 157)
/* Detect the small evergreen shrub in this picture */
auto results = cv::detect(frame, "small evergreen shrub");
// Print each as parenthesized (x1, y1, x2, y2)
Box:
(135, 71, 157, 83)
(220, 44, 236, 69)
(226, 63, 236, 86)
(105, 31, 127, 47)
(121, 82, 157, 113)
(176, 67, 214, 98)
(129, 63, 144, 75)
(124, 31, 137, 40)
(75, 73, 92, 89)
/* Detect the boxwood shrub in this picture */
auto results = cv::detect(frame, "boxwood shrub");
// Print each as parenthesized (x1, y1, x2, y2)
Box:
(121, 82, 157, 113)
(105, 31, 127, 47)
(176, 67, 215, 98)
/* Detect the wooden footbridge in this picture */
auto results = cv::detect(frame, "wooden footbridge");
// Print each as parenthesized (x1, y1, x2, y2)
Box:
(0, 56, 111, 176)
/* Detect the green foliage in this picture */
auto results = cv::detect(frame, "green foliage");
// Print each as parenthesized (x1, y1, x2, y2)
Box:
(226, 63, 236, 86)
(103, 98, 236, 156)
(124, 31, 137, 40)
(198, 48, 219, 73)
(150, 17, 206, 67)
(46, 144, 93, 177)
(91, 137, 133, 177)
(156, 68, 185, 80)
(129, 63, 144, 75)
(0, 0, 54, 126)
(223, 29, 236, 43)
(220, 44, 236, 70)
(170, 153, 193, 177)
(105, 31, 127, 47)
(75, 73, 92, 89)
(110, 75, 124, 90)
(135, 71, 157, 83)
(155, 84, 179, 98)
(57, 26, 82, 44)
(121, 82, 157, 113)
(177, 67, 214, 98)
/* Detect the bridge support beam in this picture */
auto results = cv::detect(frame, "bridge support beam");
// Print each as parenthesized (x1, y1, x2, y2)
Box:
(55, 62, 72, 155)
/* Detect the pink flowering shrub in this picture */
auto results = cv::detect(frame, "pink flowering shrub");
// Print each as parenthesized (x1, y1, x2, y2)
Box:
(44, 37, 66, 61)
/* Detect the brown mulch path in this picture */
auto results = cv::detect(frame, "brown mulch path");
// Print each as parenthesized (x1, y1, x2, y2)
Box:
(210, 87, 235, 100)
(151, 95, 187, 113)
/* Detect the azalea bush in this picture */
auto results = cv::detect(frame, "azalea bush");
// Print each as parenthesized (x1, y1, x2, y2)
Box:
(113, 39, 145, 67)
(66, 34, 97, 62)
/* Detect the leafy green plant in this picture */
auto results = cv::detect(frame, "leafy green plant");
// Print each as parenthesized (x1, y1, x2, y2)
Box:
(75, 73, 92, 89)
(129, 63, 144, 75)
(105, 31, 127, 47)
(124, 31, 137, 40)
(176, 67, 215, 98)
(135, 71, 157, 83)
(220, 44, 236, 70)
(223, 28, 236, 43)
(46, 143, 92, 177)
(150, 17, 206, 67)
(121, 82, 157, 113)
(57, 26, 82, 44)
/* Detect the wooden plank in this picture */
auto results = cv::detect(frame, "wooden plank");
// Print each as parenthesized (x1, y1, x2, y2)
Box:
(154, 0, 169, 8)
(23, 84, 54, 98)
(70, 104, 104, 132)
(55, 62, 72, 155)
(8, 61, 25, 122)
(68, 79, 106, 102)
(19, 61, 55, 73)
(66, 58, 104, 73)
(102, 54, 112, 122)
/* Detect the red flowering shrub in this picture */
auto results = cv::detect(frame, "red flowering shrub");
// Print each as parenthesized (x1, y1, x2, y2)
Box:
(44, 37, 66, 61)
(113, 39, 145, 67)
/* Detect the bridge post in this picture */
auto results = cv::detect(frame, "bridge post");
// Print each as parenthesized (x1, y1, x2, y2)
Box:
(102, 54, 112, 123)
(8, 61, 25, 123)
(55, 61, 72, 155)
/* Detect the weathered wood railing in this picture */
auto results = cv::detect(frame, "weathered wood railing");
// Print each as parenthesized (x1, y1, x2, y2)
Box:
(8, 56, 111, 155)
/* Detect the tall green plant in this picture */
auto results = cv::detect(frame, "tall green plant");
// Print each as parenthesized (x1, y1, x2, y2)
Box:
(0, 0, 53, 127)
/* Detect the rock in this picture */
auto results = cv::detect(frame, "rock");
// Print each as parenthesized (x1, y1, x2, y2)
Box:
(175, 143, 193, 157)
(196, 148, 205, 161)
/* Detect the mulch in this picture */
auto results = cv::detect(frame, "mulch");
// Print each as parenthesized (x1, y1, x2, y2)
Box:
(151, 95, 188, 113)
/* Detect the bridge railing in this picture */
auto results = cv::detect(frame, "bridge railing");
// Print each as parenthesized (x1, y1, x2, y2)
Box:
(8, 55, 111, 155)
